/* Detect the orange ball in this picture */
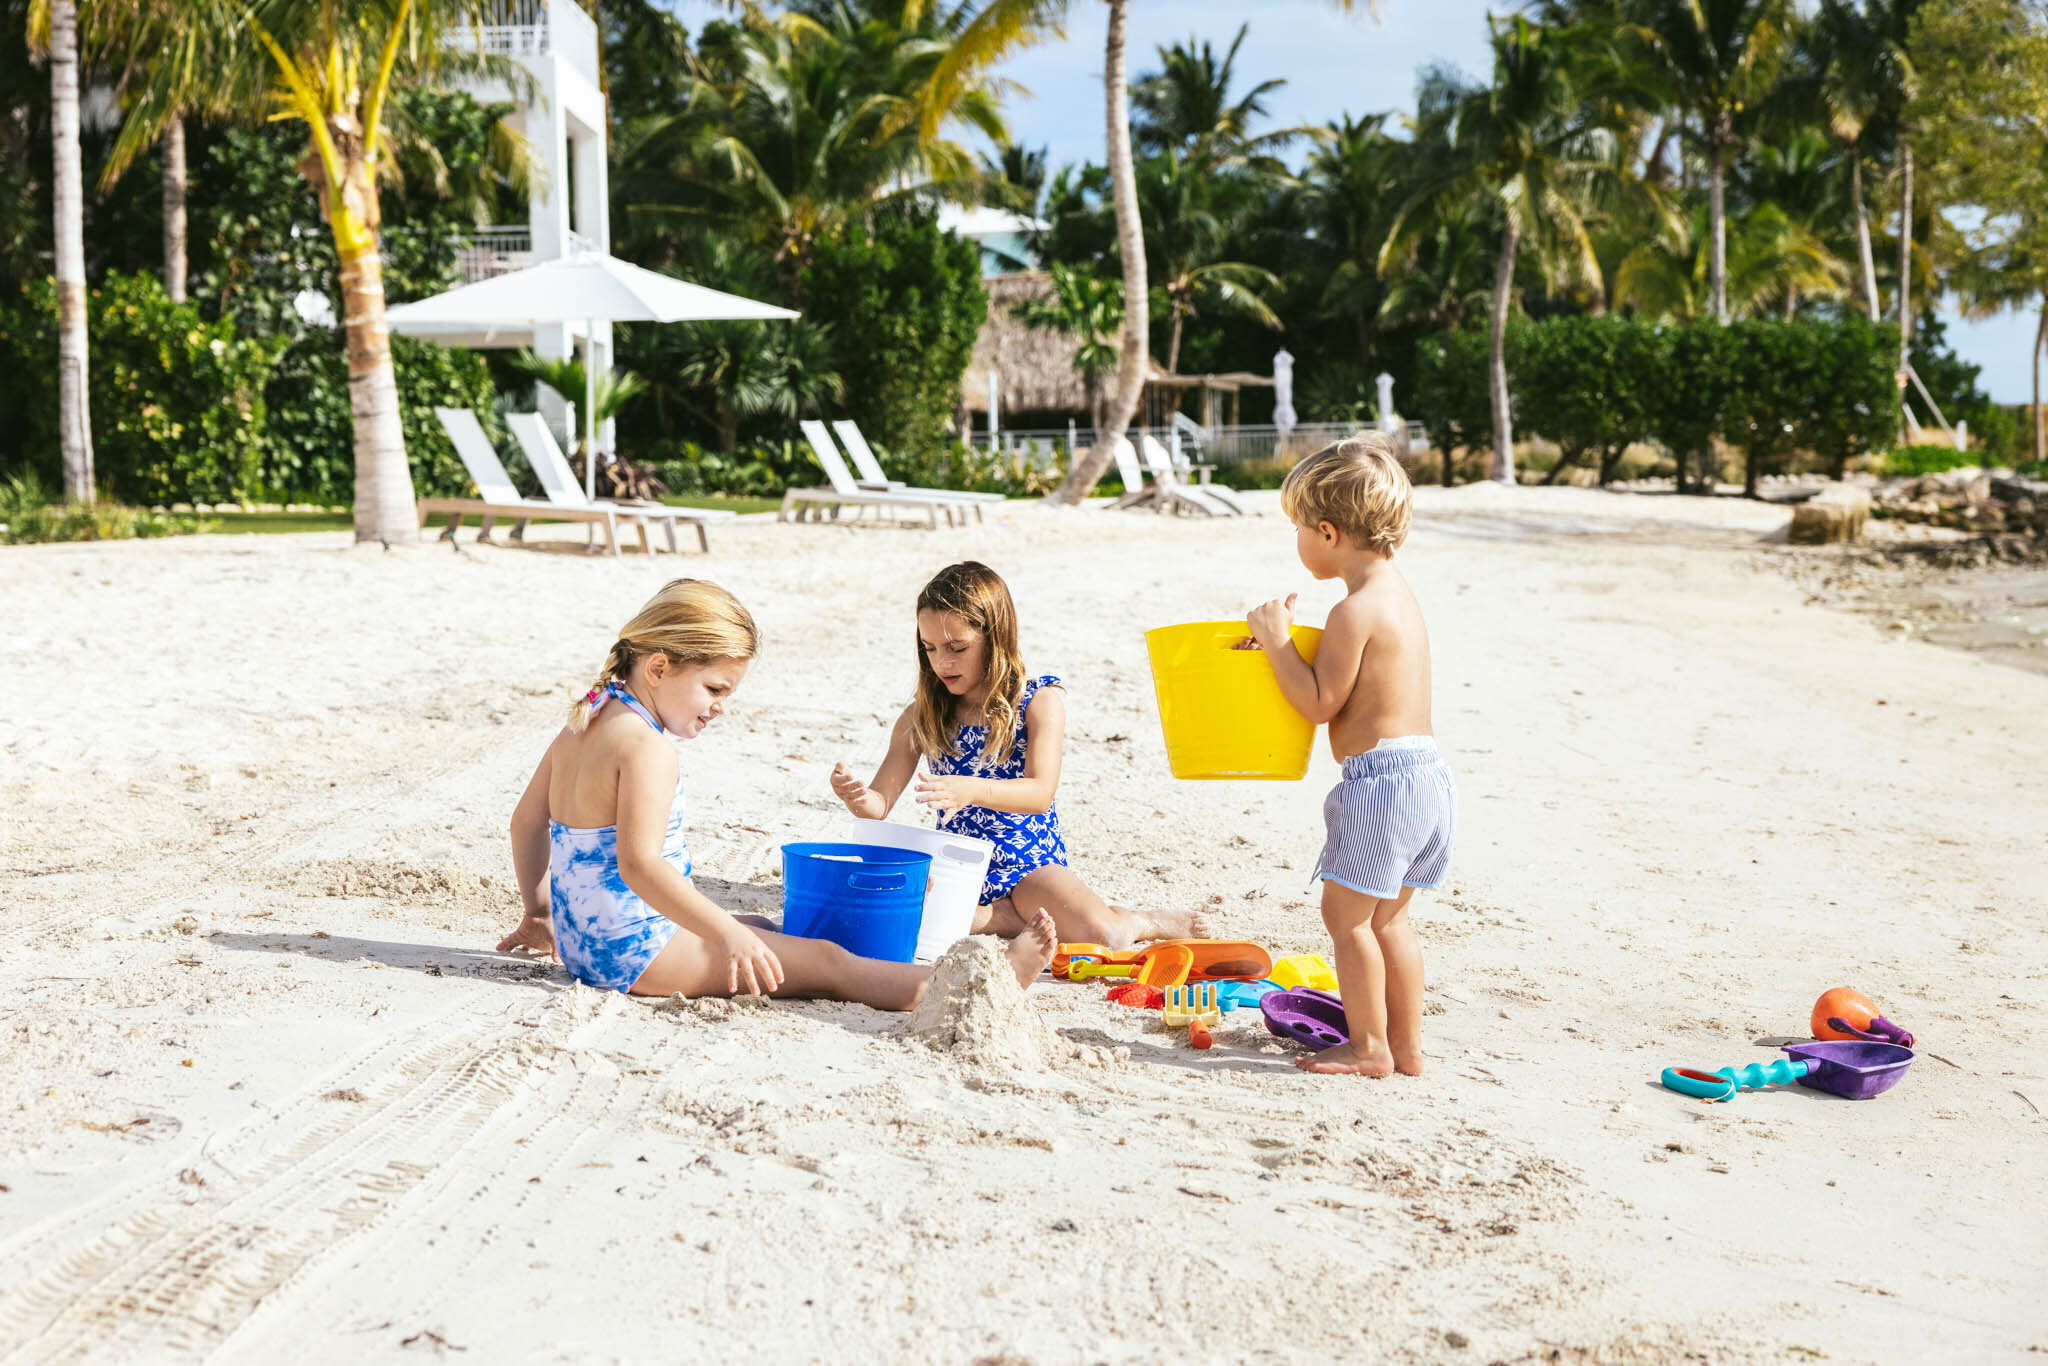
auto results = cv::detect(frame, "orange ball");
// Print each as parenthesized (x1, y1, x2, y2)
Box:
(1812, 987, 1881, 1041)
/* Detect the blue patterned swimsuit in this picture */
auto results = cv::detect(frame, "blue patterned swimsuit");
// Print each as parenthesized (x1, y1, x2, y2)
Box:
(933, 675, 1070, 905)
(548, 683, 689, 993)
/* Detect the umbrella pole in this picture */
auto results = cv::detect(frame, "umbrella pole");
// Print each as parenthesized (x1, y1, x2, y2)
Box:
(583, 320, 598, 501)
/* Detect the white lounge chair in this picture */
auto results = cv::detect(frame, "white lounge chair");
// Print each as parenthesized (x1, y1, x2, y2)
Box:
(782, 422, 964, 528)
(1105, 435, 1223, 517)
(1139, 435, 1251, 515)
(418, 407, 628, 556)
(831, 420, 1005, 520)
(507, 412, 736, 554)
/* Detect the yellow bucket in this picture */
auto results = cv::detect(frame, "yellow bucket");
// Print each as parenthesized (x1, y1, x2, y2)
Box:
(1144, 620, 1323, 780)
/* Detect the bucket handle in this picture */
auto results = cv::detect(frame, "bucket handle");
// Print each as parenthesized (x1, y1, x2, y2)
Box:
(847, 871, 908, 892)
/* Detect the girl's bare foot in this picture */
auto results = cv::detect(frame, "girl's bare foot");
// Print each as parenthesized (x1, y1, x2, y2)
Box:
(1127, 904, 1213, 941)
(1391, 1046, 1425, 1076)
(1294, 1040, 1397, 1077)
(1005, 908, 1057, 989)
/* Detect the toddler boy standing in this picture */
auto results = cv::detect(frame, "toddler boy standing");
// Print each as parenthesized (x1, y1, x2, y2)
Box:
(1247, 435, 1457, 1076)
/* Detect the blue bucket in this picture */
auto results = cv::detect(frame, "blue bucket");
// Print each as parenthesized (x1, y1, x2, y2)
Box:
(780, 842, 933, 964)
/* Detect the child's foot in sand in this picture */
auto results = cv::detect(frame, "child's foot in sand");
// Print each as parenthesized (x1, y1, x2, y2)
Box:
(1294, 1041, 1397, 1077)
(1127, 905, 1213, 942)
(1391, 1046, 1425, 1076)
(1006, 908, 1057, 989)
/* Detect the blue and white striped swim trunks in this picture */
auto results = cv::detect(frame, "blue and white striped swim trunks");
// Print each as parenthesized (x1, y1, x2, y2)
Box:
(1312, 736, 1458, 899)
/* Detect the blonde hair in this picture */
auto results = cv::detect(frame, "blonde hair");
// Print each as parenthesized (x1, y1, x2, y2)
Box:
(1280, 433, 1413, 554)
(911, 561, 1025, 766)
(568, 578, 759, 732)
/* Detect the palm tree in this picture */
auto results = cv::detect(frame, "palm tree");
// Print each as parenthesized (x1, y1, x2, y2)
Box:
(1298, 112, 1417, 359)
(1615, 0, 1796, 324)
(1047, 0, 1379, 505)
(509, 350, 649, 465)
(92, 0, 217, 303)
(671, 318, 844, 454)
(1011, 261, 1121, 432)
(634, 2, 1028, 301)
(119, 0, 511, 545)
(1382, 17, 1641, 484)
(27, 0, 93, 504)
(1792, 1, 1918, 325)
(1613, 201, 1844, 321)
(1137, 148, 1281, 373)
(1131, 22, 1291, 162)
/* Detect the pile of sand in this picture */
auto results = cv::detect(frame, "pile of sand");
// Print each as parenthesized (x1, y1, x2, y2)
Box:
(905, 936, 1058, 1071)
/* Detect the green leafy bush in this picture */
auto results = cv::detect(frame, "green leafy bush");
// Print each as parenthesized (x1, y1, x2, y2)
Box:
(1517, 315, 1655, 484)
(875, 438, 1063, 498)
(0, 473, 212, 544)
(1881, 443, 1985, 477)
(259, 333, 505, 503)
(802, 208, 986, 455)
(0, 273, 274, 504)
(1413, 325, 1519, 485)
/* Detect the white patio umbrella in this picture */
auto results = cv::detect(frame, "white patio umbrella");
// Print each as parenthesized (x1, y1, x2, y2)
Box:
(387, 252, 798, 498)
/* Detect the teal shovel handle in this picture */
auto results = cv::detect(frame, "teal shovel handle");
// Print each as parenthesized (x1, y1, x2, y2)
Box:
(1661, 1058, 1816, 1100)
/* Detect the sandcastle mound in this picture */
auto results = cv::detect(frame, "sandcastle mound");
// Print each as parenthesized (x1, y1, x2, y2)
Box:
(906, 936, 1059, 1070)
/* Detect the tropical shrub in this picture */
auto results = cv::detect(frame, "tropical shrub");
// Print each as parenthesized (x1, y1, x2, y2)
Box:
(803, 209, 986, 454)
(1806, 319, 1903, 480)
(260, 334, 505, 504)
(0, 273, 274, 505)
(1881, 444, 1988, 477)
(1516, 315, 1655, 485)
(0, 473, 213, 544)
(1644, 321, 1739, 492)
(1412, 325, 1515, 485)
(874, 437, 1064, 498)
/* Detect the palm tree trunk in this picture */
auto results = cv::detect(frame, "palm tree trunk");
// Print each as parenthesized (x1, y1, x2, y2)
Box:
(1852, 154, 1880, 324)
(327, 154, 417, 545)
(1166, 306, 1184, 376)
(1897, 138, 1914, 371)
(2034, 297, 2046, 466)
(50, 0, 94, 505)
(1049, 0, 1146, 505)
(161, 115, 188, 303)
(1708, 122, 1729, 325)
(1488, 217, 1519, 485)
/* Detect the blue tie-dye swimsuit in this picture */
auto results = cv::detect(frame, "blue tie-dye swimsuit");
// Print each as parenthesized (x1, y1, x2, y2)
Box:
(933, 674, 1071, 905)
(549, 683, 689, 992)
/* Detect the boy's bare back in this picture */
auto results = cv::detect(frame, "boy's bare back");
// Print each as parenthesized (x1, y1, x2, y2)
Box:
(1325, 562, 1433, 762)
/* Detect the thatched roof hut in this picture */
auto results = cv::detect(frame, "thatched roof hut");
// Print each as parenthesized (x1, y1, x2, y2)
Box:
(962, 273, 1090, 424)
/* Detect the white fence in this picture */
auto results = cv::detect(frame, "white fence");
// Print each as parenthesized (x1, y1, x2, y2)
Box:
(984, 421, 1430, 468)
(449, 225, 596, 282)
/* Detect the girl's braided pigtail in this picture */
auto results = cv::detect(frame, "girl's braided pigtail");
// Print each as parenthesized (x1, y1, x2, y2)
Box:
(566, 640, 636, 733)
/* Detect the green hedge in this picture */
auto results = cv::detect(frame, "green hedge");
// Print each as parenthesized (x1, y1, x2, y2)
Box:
(0, 272, 505, 507)
(1414, 316, 1901, 492)
(0, 273, 274, 504)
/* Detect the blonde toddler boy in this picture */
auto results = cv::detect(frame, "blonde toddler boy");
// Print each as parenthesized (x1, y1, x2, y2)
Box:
(1246, 435, 1457, 1077)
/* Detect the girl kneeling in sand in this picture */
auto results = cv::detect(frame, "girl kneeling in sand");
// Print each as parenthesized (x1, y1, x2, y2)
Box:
(830, 561, 1207, 949)
(497, 578, 1054, 999)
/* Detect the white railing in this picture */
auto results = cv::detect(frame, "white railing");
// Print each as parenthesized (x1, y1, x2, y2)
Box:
(450, 225, 595, 281)
(451, 1, 599, 84)
(988, 421, 1432, 468)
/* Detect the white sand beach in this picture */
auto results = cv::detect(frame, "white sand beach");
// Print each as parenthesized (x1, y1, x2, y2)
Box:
(3, 487, 2044, 1364)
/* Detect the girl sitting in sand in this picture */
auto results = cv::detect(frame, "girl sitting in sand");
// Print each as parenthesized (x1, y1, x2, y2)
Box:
(830, 561, 1206, 949)
(497, 578, 1054, 1000)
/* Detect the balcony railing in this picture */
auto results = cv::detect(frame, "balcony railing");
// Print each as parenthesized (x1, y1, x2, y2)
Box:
(449, 1, 599, 84)
(453, 225, 595, 282)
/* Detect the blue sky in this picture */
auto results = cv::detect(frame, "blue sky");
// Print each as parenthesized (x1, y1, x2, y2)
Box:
(656, 0, 2035, 402)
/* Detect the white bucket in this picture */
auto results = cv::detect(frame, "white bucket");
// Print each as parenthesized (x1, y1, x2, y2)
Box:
(843, 819, 993, 962)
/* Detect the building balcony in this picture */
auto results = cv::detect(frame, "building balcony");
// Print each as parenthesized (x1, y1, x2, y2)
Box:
(453, 225, 595, 282)
(447, 0, 599, 87)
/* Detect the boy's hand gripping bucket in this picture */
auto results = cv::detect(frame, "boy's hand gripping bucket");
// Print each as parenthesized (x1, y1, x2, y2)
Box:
(1145, 621, 1323, 780)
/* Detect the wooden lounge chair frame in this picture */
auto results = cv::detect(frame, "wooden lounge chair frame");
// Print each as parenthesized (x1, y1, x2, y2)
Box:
(507, 412, 737, 554)
(831, 420, 1005, 519)
(781, 422, 965, 528)
(1106, 436, 1228, 517)
(1138, 435, 1251, 515)
(417, 407, 628, 555)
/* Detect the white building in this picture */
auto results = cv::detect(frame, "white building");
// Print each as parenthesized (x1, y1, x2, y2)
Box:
(421, 1, 612, 435)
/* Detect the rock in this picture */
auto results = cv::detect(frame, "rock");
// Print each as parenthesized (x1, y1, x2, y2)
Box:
(1788, 485, 1870, 545)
